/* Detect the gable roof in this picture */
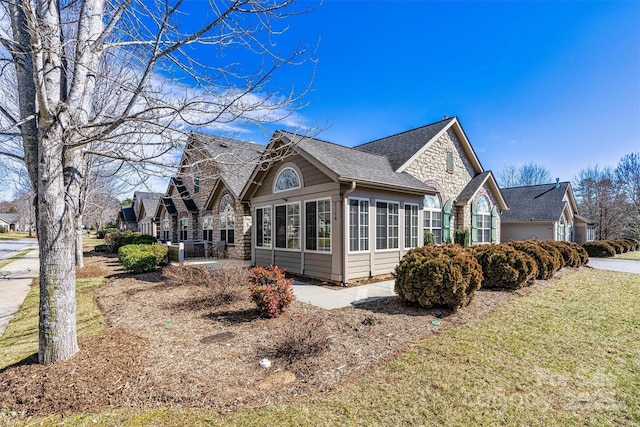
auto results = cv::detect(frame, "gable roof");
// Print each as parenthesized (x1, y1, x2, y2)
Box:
(194, 133, 264, 197)
(261, 132, 436, 194)
(120, 206, 136, 223)
(456, 171, 509, 211)
(354, 117, 483, 173)
(139, 197, 160, 221)
(500, 182, 575, 222)
(0, 213, 20, 224)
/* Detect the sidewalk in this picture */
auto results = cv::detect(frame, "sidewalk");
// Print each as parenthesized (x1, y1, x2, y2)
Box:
(293, 280, 396, 309)
(0, 249, 40, 338)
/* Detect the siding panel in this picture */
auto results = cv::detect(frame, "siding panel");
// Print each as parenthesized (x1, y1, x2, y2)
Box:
(274, 250, 302, 272)
(255, 249, 272, 266)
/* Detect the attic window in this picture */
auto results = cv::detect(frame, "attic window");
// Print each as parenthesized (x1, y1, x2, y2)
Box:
(446, 151, 454, 173)
(274, 167, 301, 192)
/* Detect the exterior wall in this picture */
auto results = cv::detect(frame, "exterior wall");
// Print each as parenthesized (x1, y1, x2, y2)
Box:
(501, 222, 554, 242)
(209, 189, 251, 260)
(253, 155, 333, 198)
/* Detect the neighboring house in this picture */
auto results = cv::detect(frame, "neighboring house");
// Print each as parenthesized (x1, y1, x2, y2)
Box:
(154, 132, 263, 259)
(131, 191, 163, 236)
(240, 117, 508, 284)
(0, 213, 20, 232)
(500, 180, 595, 244)
(118, 206, 137, 231)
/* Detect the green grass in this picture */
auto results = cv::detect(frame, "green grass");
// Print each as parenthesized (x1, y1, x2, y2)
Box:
(0, 277, 105, 369)
(6, 269, 640, 426)
(0, 250, 32, 270)
(618, 251, 640, 261)
(0, 232, 36, 241)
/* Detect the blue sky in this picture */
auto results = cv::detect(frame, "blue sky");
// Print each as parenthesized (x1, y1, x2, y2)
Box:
(248, 0, 639, 183)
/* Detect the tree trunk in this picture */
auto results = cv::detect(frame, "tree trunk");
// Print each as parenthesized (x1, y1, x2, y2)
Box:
(37, 128, 79, 364)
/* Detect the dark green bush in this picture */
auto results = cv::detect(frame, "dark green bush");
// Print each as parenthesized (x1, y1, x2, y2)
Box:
(469, 244, 538, 290)
(544, 241, 582, 268)
(583, 241, 616, 258)
(423, 230, 435, 246)
(121, 233, 156, 246)
(0, 228, 7, 234)
(507, 240, 557, 280)
(621, 238, 639, 251)
(566, 242, 589, 266)
(537, 242, 564, 272)
(394, 244, 483, 311)
(118, 244, 168, 273)
(454, 228, 470, 247)
(604, 240, 625, 254)
(94, 244, 110, 253)
(613, 239, 633, 253)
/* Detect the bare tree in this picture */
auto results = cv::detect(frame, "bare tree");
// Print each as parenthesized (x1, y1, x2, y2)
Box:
(497, 162, 552, 188)
(0, 0, 315, 364)
(614, 152, 640, 239)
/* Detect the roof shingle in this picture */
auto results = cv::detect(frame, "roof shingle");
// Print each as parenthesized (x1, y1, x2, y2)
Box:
(500, 182, 570, 222)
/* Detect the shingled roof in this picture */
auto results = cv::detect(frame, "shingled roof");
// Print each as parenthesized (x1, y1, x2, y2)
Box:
(354, 118, 454, 170)
(197, 134, 264, 197)
(500, 182, 571, 222)
(279, 132, 436, 194)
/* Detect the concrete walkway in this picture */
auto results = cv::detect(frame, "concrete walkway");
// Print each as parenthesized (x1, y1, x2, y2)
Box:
(587, 258, 640, 275)
(293, 280, 396, 309)
(0, 248, 39, 338)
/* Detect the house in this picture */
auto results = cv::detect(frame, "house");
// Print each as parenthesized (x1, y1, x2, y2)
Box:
(118, 206, 137, 231)
(240, 117, 508, 284)
(131, 191, 163, 236)
(154, 132, 263, 259)
(0, 213, 20, 232)
(500, 180, 595, 244)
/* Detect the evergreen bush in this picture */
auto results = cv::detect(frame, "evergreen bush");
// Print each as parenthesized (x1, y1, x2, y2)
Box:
(118, 243, 168, 273)
(394, 244, 483, 311)
(545, 241, 582, 267)
(537, 242, 564, 271)
(423, 230, 436, 246)
(454, 228, 470, 247)
(507, 240, 557, 280)
(583, 241, 616, 258)
(469, 244, 538, 290)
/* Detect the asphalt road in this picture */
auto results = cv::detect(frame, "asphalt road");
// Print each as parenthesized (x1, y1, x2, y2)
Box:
(587, 258, 640, 275)
(0, 239, 38, 260)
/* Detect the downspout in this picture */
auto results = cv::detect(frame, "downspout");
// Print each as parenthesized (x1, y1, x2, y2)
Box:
(342, 181, 357, 286)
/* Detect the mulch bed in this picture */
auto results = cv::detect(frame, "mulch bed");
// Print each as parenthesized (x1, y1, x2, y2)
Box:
(0, 254, 574, 418)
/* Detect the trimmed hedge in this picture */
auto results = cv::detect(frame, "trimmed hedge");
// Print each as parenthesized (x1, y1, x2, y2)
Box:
(121, 234, 156, 246)
(507, 240, 557, 280)
(118, 244, 168, 273)
(604, 240, 625, 254)
(394, 244, 483, 311)
(583, 241, 616, 258)
(544, 241, 582, 268)
(566, 242, 589, 266)
(537, 242, 564, 271)
(468, 244, 538, 290)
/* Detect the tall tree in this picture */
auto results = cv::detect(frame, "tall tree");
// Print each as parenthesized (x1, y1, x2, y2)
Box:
(0, 0, 315, 364)
(614, 152, 640, 238)
(497, 162, 552, 188)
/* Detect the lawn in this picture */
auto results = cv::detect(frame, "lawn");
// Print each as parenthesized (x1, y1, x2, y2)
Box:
(2, 267, 637, 426)
(618, 251, 640, 261)
(0, 232, 36, 241)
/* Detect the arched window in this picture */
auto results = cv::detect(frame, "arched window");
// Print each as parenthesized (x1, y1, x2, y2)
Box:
(219, 194, 235, 244)
(424, 194, 442, 244)
(476, 196, 491, 243)
(274, 167, 301, 192)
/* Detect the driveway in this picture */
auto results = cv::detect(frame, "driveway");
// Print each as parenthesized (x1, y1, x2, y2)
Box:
(0, 247, 39, 338)
(0, 239, 37, 260)
(587, 258, 640, 275)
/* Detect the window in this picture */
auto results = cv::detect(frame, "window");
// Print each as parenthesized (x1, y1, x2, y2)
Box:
(202, 215, 213, 242)
(404, 204, 419, 248)
(162, 218, 170, 241)
(275, 203, 300, 249)
(179, 217, 189, 241)
(424, 194, 442, 244)
(193, 164, 200, 193)
(274, 167, 301, 192)
(305, 199, 331, 252)
(476, 196, 491, 243)
(256, 206, 272, 248)
(348, 198, 369, 252)
(376, 201, 399, 250)
(219, 194, 235, 244)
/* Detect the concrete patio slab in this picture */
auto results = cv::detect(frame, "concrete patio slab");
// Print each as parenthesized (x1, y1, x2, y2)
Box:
(293, 280, 396, 309)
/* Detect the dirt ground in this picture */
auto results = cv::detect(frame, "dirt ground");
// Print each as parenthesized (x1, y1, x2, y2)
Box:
(0, 253, 571, 418)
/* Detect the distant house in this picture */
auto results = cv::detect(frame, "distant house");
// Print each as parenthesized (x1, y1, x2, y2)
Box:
(240, 117, 508, 284)
(500, 180, 595, 244)
(0, 213, 20, 232)
(132, 191, 162, 236)
(118, 206, 137, 232)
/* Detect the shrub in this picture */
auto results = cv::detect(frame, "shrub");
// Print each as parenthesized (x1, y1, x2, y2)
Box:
(507, 240, 557, 280)
(97, 227, 119, 239)
(394, 244, 483, 311)
(583, 241, 616, 258)
(469, 244, 538, 290)
(604, 240, 625, 254)
(613, 239, 633, 253)
(249, 265, 295, 318)
(566, 242, 589, 266)
(94, 244, 110, 253)
(162, 263, 249, 304)
(423, 230, 435, 246)
(269, 315, 331, 364)
(118, 243, 168, 273)
(537, 242, 564, 272)
(0, 228, 6, 233)
(621, 238, 639, 251)
(544, 241, 582, 268)
(454, 228, 470, 247)
(121, 233, 156, 246)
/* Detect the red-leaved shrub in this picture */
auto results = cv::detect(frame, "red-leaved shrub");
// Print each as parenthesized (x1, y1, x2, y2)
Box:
(249, 265, 295, 318)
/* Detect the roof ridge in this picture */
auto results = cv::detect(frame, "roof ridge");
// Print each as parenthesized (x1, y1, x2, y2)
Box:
(355, 116, 455, 148)
(502, 181, 568, 190)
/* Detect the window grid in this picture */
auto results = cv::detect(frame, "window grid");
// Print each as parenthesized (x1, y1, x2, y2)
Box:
(376, 201, 399, 250)
(404, 204, 419, 248)
(349, 199, 369, 252)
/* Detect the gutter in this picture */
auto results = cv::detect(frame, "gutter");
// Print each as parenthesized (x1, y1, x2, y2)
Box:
(342, 181, 357, 286)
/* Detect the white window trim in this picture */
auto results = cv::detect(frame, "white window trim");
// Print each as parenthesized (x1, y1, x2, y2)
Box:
(476, 196, 491, 244)
(375, 199, 400, 252)
(274, 201, 301, 252)
(255, 205, 273, 249)
(273, 163, 304, 193)
(348, 197, 370, 254)
(304, 197, 332, 254)
(403, 203, 420, 250)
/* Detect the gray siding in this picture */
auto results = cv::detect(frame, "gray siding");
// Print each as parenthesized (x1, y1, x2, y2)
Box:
(254, 155, 333, 198)
(347, 253, 370, 280)
(501, 223, 554, 242)
(274, 250, 302, 273)
(303, 252, 333, 278)
(373, 251, 401, 276)
(255, 248, 272, 266)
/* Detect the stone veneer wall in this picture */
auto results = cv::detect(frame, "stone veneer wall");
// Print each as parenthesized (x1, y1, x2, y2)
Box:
(210, 193, 252, 260)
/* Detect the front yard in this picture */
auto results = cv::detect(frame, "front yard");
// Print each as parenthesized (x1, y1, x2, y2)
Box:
(0, 253, 638, 426)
